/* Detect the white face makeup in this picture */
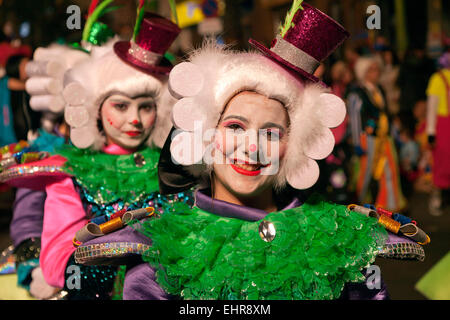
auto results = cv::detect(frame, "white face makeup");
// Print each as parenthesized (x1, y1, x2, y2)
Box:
(212, 91, 289, 198)
(101, 94, 157, 150)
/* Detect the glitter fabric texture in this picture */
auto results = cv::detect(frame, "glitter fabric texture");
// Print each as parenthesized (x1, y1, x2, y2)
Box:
(74, 242, 151, 264)
(377, 242, 425, 261)
(0, 165, 65, 183)
(128, 41, 162, 65)
(64, 255, 117, 300)
(249, 3, 350, 84)
(282, 3, 349, 61)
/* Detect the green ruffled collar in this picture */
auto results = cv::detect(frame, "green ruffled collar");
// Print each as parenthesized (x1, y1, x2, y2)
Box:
(138, 196, 388, 300)
(56, 145, 161, 205)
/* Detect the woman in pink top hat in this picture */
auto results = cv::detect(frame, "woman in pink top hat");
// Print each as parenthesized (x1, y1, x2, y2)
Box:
(73, 1, 429, 300)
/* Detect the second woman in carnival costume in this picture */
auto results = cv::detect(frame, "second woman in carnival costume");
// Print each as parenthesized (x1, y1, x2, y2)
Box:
(74, 1, 430, 300)
(2, 6, 191, 299)
(1, 0, 117, 299)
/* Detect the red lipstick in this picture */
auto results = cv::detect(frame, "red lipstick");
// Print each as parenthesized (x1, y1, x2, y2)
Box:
(230, 164, 261, 176)
(229, 159, 269, 176)
(125, 131, 142, 137)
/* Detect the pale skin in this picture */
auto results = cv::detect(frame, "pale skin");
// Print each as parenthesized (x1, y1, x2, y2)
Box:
(212, 91, 289, 213)
(101, 94, 157, 150)
(365, 61, 381, 86)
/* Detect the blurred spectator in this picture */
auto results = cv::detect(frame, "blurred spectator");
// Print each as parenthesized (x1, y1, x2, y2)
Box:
(379, 48, 401, 115)
(398, 125, 420, 197)
(330, 61, 354, 98)
(0, 29, 32, 68)
(5, 54, 40, 142)
(0, 27, 32, 145)
(412, 100, 434, 193)
(0, 73, 16, 145)
(425, 49, 450, 215)
(346, 56, 406, 212)
(399, 127, 419, 170)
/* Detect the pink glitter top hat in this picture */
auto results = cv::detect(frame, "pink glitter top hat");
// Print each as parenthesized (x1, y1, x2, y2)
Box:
(249, 2, 350, 84)
(114, 12, 181, 75)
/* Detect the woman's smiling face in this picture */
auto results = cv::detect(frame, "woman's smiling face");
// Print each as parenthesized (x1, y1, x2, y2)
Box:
(212, 91, 289, 198)
(101, 94, 157, 149)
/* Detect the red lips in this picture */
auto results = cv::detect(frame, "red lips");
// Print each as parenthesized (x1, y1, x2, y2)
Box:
(125, 131, 142, 137)
(230, 159, 269, 176)
(230, 164, 261, 176)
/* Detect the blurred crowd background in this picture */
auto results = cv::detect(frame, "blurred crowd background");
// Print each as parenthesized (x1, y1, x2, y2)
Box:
(0, 0, 449, 299)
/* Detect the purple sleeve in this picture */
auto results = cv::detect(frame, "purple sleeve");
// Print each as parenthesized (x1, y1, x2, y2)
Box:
(123, 263, 170, 300)
(10, 188, 46, 247)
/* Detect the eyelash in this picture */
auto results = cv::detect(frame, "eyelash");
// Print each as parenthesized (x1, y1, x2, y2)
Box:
(112, 104, 154, 111)
(223, 122, 245, 131)
(140, 104, 155, 111)
(263, 129, 282, 141)
(223, 122, 282, 141)
(113, 103, 128, 111)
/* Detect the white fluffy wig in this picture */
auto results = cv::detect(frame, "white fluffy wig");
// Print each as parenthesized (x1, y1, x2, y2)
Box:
(354, 55, 383, 84)
(168, 41, 346, 190)
(62, 42, 176, 150)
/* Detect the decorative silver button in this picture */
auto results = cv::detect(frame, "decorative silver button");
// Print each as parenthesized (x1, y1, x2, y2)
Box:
(259, 220, 276, 242)
(134, 153, 146, 167)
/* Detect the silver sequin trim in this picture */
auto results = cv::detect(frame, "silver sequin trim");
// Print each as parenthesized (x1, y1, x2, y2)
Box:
(74, 242, 151, 264)
(270, 35, 320, 74)
(128, 41, 162, 65)
(0, 165, 64, 183)
(377, 242, 425, 261)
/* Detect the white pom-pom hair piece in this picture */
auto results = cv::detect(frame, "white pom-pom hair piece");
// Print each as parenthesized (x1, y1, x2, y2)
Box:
(169, 62, 205, 99)
(64, 106, 90, 128)
(286, 157, 320, 189)
(316, 93, 346, 128)
(172, 98, 207, 132)
(70, 126, 96, 149)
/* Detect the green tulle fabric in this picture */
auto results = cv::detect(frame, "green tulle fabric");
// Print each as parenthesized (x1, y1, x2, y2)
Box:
(138, 195, 388, 300)
(56, 145, 160, 205)
(111, 265, 127, 300)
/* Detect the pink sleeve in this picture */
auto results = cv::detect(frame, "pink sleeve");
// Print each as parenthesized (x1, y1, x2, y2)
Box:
(40, 177, 88, 288)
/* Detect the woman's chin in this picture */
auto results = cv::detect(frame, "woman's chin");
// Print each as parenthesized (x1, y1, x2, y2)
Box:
(116, 135, 149, 149)
(225, 168, 272, 197)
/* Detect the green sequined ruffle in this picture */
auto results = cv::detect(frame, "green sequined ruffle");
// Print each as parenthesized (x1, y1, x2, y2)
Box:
(56, 145, 160, 205)
(139, 195, 388, 300)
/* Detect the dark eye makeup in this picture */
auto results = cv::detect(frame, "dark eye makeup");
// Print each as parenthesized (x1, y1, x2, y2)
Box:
(112, 102, 128, 111)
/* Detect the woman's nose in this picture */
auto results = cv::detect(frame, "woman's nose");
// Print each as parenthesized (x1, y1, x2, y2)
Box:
(127, 107, 141, 125)
(242, 132, 259, 161)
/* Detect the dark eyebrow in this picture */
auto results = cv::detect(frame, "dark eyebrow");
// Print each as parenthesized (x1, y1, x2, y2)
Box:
(109, 96, 155, 105)
(109, 99, 130, 104)
(261, 122, 285, 132)
(222, 115, 249, 124)
(107, 90, 157, 100)
(139, 100, 156, 108)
